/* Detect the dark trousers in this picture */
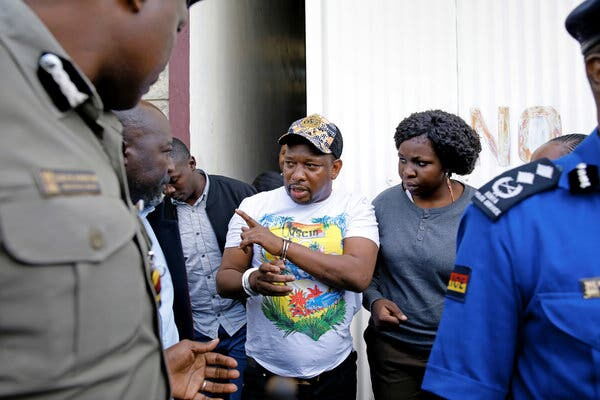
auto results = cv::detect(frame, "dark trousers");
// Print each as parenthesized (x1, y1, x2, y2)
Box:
(364, 326, 440, 400)
(242, 351, 357, 400)
(195, 325, 248, 400)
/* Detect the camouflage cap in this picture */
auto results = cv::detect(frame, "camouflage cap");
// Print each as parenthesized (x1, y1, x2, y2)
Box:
(278, 114, 343, 159)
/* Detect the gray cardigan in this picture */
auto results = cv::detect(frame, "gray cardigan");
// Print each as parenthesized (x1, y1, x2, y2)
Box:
(363, 183, 475, 351)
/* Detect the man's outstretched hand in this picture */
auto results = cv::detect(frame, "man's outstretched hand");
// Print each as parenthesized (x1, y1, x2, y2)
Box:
(165, 339, 239, 400)
(236, 209, 283, 255)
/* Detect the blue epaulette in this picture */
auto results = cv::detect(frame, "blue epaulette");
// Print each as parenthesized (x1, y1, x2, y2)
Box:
(472, 158, 560, 221)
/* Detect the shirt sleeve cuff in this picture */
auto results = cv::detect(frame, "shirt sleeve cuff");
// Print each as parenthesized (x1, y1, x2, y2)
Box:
(422, 364, 507, 400)
(362, 288, 384, 312)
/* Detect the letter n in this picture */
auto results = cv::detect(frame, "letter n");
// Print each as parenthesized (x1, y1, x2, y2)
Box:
(471, 107, 510, 167)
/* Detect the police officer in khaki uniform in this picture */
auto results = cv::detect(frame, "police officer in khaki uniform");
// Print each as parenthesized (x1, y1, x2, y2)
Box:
(0, 0, 237, 399)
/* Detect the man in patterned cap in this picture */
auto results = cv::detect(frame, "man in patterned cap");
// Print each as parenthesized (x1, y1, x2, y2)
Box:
(217, 115, 380, 400)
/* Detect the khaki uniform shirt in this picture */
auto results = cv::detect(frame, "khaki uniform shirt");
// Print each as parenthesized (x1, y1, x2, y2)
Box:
(0, 1, 170, 398)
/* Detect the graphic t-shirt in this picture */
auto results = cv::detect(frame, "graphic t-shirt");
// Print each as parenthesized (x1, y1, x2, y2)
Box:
(225, 187, 379, 378)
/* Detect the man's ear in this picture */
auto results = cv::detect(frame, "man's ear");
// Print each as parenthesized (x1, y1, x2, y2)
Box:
(331, 159, 343, 180)
(189, 156, 197, 170)
(586, 53, 600, 91)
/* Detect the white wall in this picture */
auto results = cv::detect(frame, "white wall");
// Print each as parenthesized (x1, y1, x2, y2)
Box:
(306, 1, 595, 399)
(307, 0, 595, 195)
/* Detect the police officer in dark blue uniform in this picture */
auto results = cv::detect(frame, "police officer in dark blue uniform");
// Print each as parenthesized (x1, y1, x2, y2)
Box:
(421, 1, 600, 399)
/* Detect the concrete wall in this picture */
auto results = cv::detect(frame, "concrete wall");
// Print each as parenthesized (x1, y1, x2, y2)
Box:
(143, 67, 170, 117)
(189, 0, 306, 183)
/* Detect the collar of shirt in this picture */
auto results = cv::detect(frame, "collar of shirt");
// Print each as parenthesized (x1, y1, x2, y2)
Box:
(139, 206, 156, 219)
(557, 128, 600, 190)
(172, 169, 210, 208)
(0, 0, 105, 116)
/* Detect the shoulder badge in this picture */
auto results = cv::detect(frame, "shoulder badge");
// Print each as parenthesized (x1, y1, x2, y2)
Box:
(568, 163, 600, 194)
(446, 265, 471, 302)
(473, 158, 560, 221)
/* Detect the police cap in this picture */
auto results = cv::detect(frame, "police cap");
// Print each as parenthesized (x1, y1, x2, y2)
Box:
(566, 0, 600, 54)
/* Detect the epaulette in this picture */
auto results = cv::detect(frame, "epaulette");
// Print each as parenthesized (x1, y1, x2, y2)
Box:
(472, 158, 560, 221)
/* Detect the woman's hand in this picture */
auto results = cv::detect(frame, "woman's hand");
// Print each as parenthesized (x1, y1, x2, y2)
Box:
(371, 299, 407, 328)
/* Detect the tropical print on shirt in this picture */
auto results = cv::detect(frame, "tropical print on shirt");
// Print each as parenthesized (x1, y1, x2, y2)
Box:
(258, 214, 348, 341)
(225, 187, 379, 378)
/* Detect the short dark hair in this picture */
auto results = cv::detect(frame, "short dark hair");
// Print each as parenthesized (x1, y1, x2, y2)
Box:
(394, 110, 482, 176)
(171, 137, 190, 163)
(548, 133, 587, 152)
(252, 171, 284, 192)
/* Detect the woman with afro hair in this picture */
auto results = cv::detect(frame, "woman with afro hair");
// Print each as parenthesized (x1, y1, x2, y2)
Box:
(363, 110, 481, 399)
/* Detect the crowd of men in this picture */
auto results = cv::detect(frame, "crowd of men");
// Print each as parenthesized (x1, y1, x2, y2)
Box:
(1, 0, 599, 399)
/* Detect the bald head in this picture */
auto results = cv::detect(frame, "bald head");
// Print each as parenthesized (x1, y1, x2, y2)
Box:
(116, 101, 166, 142)
(115, 101, 174, 207)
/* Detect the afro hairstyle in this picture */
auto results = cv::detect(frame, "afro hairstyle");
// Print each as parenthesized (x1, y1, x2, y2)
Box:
(394, 110, 482, 176)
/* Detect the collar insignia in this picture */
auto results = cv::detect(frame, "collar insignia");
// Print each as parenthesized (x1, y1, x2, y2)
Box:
(568, 163, 600, 194)
(473, 158, 560, 221)
(580, 277, 600, 299)
(37, 52, 91, 112)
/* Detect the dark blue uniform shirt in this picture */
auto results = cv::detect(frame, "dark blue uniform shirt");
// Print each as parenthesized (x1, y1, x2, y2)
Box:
(422, 130, 600, 399)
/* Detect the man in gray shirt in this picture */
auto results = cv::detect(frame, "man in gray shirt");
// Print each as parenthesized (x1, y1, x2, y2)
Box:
(150, 138, 256, 399)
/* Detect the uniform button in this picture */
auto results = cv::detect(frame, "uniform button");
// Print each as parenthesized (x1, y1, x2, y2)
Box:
(89, 229, 104, 250)
(202, 254, 206, 258)
(207, 276, 211, 279)
(417, 235, 424, 241)
(196, 232, 200, 235)
(212, 295, 217, 299)
(419, 226, 425, 231)
(217, 313, 222, 317)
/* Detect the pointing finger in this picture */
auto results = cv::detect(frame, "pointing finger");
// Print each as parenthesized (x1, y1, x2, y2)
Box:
(235, 209, 259, 228)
